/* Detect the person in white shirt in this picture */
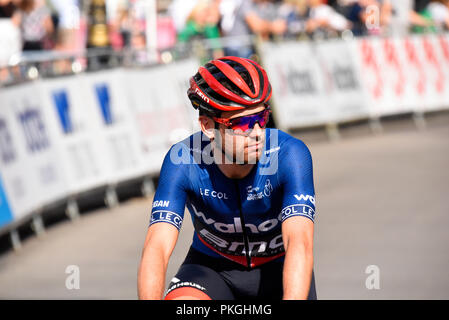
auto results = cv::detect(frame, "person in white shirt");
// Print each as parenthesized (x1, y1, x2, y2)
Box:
(426, 0, 449, 29)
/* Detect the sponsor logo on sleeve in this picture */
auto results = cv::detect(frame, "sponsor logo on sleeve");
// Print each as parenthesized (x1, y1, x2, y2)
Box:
(152, 200, 170, 208)
(294, 194, 315, 205)
(150, 210, 183, 230)
(280, 204, 315, 222)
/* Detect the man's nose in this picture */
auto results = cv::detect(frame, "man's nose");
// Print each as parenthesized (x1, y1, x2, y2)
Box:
(248, 122, 263, 138)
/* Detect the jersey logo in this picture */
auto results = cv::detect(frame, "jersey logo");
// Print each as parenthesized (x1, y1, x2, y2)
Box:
(264, 146, 280, 155)
(191, 204, 279, 234)
(246, 179, 273, 201)
(294, 194, 315, 205)
(150, 210, 183, 230)
(199, 188, 229, 200)
(280, 204, 315, 222)
(264, 179, 273, 197)
(153, 200, 170, 208)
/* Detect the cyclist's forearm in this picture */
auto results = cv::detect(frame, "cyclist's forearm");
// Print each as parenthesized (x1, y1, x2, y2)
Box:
(282, 241, 313, 300)
(137, 247, 169, 300)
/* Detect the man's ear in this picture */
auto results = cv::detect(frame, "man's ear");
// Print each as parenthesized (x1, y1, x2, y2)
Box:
(199, 116, 216, 140)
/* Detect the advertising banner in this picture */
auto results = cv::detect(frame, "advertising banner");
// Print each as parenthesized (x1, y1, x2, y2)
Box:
(261, 41, 329, 130)
(315, 39, 369, 122)
(123, 58, 198, 173)
(415, 34, 449, 111)
(0, 83, 67, 219)
(38, 75, 109, 194)
(353, 37, 416, 116)
(82, 68, 149, 183)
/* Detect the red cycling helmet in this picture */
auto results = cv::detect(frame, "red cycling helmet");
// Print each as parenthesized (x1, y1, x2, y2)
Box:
(187, 56, 272, 116)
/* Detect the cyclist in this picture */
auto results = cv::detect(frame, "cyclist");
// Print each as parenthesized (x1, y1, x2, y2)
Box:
(137, 56, 317, 300)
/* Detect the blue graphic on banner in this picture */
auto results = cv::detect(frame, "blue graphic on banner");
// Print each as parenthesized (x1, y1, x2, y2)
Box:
(0, 118, 16, 165)
(18, 108, 50, 153)
(0, 176, 13, 228)
(52, 89, 73, 134)
(94, 83, 113, 125)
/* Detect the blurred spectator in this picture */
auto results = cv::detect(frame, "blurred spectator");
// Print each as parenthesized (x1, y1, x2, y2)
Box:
(306, 0, 350, 37)
(17, 0, 54, 51)
(114, 3, 132, 48)
(177, 0, 223, 59)
(156, 8, 177, 51)
(0, 0, 20, 22)
(169, 0, 198, 32)
(281, 0, 351, 38)
(335, 0, 390, 36)
(414, 0, 431, 12)
(279, 0, 310, 39)
(425, 0, 449, 29)
(48, 0, 82, 52)
(0, 0, 21, 78)
(385, 0, 435, 35)
(219, 0, 287, 58)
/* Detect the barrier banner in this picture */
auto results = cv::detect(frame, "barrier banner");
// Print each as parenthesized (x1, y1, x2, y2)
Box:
(0, 175, 13, 229)
(353, 37, 416, 116)
(416, 34, 449, 110)
(38, 76, 109, 194)
(0, 83, 67, 218)
(315, 39, 369, 122)
(82, 69, 149, 183)
(163, 59, 201, 134)
(123, 58, 198, 173)
(437, 33, 449, 109)
(261, 41, 329, 130)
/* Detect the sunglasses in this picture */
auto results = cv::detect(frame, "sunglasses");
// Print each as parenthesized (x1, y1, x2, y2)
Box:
(213, 107, 271, 133)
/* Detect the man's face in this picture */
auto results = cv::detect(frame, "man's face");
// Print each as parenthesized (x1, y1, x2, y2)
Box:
(214, 105, 267, 165)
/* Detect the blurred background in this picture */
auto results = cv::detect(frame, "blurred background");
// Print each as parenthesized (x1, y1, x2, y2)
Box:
(0, 0, 448, 299)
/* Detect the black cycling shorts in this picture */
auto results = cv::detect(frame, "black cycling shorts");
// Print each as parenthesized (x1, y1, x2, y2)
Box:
(165, 247, 317, 300)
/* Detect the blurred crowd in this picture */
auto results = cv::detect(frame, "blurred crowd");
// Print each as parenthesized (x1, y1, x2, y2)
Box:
(1, 0, 449, 64)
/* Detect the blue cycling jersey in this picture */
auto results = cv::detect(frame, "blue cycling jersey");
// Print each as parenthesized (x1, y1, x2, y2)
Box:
(149, 128, 316, 268)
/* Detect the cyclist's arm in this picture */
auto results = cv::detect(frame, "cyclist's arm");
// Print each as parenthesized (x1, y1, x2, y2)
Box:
(137, 145, 189, 299)
(278, 138, 316, 300)
(138, 223, 179, 299)
(282, 216, 314, 300)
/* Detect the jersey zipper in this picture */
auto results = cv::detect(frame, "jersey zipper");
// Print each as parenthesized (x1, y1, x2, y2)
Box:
(233, 180, 251, 268)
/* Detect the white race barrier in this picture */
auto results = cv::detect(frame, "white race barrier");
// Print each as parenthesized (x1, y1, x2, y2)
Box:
(417, 34, 449, 111)
(123, 59, 198, 173)
(0, 57, 200, 236)
(38, 75, 110, 194)
(261, 41, 330, 129)
(262, 34, 449, 131)
(314, 39, 369, 122)
(0, 82, 68, 219)
(81, 69, 149, 184)
(0, 174, 14, 230)
(354, 37, 415, 116)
